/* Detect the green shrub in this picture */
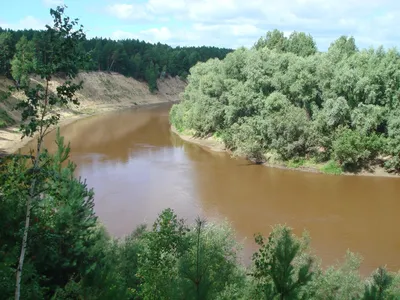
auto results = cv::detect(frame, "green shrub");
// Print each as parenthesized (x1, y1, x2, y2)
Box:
(332, 127, 382, 170)
(321, 160, 343, 175)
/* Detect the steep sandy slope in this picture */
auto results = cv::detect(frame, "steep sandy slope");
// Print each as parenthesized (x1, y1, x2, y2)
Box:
(0, 72, 186, 154)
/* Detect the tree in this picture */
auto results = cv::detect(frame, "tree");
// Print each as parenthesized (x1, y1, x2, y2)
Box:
(311, 251, 364, 300)
(11, 6, 87, 300)
(251, 225, 314, 299)
(170, 30, 400, 173)
(144, 61, 158, 92)
(332, 127, 382, 170)
(0, 32, 14, 77)
(11, 36, 36, 87)
(322, 97, 351, 128)
(328, 36, 358, 62)
(363, 267, 394, 300)
(286, 31, 317, 57)
(137, 208, 188, 299)
(385, 108, 400, 172)
(0, 129, 98, 299)
(254, 29, 287, 52)
(179, 218, 244, 299)
(351, 104, 385, 135)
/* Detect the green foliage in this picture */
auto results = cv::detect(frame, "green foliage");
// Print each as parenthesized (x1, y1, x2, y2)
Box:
(14, 6, 86, 139)
(251, 225, 314, 299)
(227, 117, 265, 163)
(0, 32, 14, 77)
(311, 251, 364, 299)
(385, 107, 400, 172)
(2, 13, 400, 299)
(11, 36, 36, 87)
(320, 160, 343, 175)
(286, 31, 317, 57)
(178, 219, 245, 299)
(170, 30, 398, 172)
(254, 29, 288, 52)
(129, 209, 245, 300)
(332, 127, 382, 170)
(169, 103, 187, 132)
(363, 267, 394, 300)
(2, 166, 400, 300)
(286, 158, 306, 168)
(5, 6, 91, 300)
(0, 129, 98, 299)
(254, 29, 317, 57)
(0, 28, 231, 92)
(137, 208, 188, 299)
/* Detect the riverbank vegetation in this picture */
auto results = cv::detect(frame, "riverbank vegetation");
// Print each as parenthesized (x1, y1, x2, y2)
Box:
(1, 5, 400, 300)
(170, 30, 400, 174)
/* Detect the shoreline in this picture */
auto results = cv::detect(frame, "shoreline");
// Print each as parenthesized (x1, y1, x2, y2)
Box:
(170, 126, 399, 178)
(1, 101, 177, 155)
(0, 72, 186, 156)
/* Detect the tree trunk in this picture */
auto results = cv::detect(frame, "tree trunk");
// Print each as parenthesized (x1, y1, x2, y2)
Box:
(15, 149, 40, 300)
(14, 183, 34, 300)
(15, 141, 41, 300)
(15, 79, 48, 300)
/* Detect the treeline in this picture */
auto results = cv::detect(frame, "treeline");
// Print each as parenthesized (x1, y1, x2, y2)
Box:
(0, 29, 231, 92)
(170, 30, 400, 173)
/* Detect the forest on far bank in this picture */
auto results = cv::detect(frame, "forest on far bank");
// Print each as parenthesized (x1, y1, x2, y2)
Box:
(0, 27, 232, 92)
(170, 30, 400, 174)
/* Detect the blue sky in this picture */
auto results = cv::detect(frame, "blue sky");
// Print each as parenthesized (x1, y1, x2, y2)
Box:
(1, 0, 399, 51)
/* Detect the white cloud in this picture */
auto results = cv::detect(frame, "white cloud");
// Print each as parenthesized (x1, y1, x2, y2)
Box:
(107, 3, 153, 21)
(146, 0, 186, 15)
(142, 27, 172, 42)
(107, 0, 400, 49)
(111, 30, 138, 40)
(42, 0, 64, 7)
(231, 24, 263, 37)
(107, 4, 135, 20)
(0, 16, 47, 30)
(112, 27, 172, 43)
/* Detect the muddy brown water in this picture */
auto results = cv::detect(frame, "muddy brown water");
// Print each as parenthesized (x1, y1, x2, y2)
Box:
(21, 104, 400, 274)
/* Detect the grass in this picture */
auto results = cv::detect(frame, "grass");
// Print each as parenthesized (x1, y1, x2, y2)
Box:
(212, 131, 224, 143)
(286, 158, 306, 168)
(320, 160, 343, 175)
(172, 124, 194, 136)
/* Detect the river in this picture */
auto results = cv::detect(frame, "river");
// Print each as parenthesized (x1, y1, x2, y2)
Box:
(22, 103, 400, 274)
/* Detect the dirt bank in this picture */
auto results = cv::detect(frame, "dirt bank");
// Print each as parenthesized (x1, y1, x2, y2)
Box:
(171, 126, 399, 178)
(170, 126, 226, 153)
(0, 72, 186, 155)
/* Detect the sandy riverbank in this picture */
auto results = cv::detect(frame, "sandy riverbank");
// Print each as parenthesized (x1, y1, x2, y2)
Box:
(170, 126, 399, 178)
(0, 72, 186, 155)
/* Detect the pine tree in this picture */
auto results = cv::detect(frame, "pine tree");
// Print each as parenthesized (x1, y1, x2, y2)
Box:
(252, 225, 314, 299)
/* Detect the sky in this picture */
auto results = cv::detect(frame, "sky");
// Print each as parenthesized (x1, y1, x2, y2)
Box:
(0, 0, 399, 51)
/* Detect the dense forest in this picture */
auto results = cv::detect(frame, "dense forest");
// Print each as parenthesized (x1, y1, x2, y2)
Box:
(170, 30, 400, 174)
(1, 6, 400, 300)
(0, 28, 231, 92)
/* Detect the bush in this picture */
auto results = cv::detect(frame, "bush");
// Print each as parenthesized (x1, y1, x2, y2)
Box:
(320, 160, 343, 175)
(332, 127, 382, 170)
